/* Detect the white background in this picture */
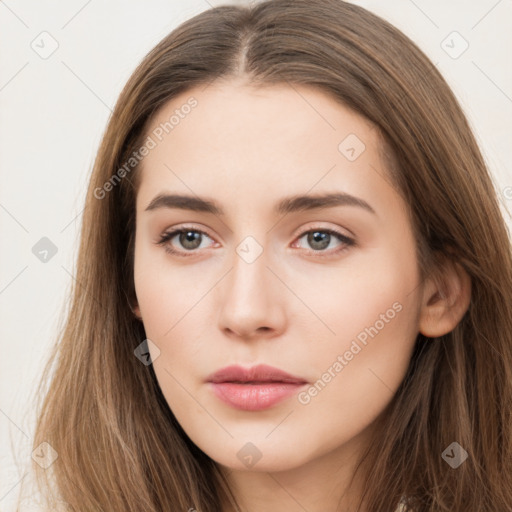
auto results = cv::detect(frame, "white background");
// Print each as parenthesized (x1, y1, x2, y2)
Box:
(1, 0, 511, 509)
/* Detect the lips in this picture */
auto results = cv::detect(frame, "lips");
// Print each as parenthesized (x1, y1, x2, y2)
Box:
(206, 364, 308, 411)
(207, 364, 307, 384)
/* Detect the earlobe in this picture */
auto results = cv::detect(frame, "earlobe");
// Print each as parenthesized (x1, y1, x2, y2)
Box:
(418, 259, 471, 338)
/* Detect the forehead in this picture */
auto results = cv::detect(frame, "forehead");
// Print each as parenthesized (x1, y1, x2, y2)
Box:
(143, 79, 378, 155)
(135, 80, 397, 218)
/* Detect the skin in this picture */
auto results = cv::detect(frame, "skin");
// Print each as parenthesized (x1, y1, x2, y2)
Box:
(131, 78, 471, 511)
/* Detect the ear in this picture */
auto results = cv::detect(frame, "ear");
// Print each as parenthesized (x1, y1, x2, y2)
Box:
(418, 257, 471, 338)
(132, 303, 142, 320)
(128, 297, 142, 321)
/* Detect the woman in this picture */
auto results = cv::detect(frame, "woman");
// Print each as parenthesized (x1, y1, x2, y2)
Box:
(25, 0, 512, 510)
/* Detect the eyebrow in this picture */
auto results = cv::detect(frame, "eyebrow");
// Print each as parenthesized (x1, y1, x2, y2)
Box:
(144, 192, 376, 216)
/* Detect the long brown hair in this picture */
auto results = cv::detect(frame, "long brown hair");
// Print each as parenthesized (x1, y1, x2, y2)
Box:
(26, 0, 512, 510)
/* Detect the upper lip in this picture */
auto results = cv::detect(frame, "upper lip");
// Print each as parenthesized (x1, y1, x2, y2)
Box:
(206, 364, 308, 384)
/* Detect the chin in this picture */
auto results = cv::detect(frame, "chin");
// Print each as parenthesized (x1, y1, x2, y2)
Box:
(197, 438, 313, 473)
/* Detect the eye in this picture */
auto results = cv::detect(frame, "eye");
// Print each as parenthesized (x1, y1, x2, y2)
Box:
(293, 228, 355, 257)
(156, 227, 215, 257)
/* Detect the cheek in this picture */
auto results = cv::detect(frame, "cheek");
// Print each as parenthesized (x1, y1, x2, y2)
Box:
(298, 310, 417, 441)
(295, 249, 420, 423)
(133, 239, 208, 341)
(290, 239, 419, 341)
(134, 258, 208, 408)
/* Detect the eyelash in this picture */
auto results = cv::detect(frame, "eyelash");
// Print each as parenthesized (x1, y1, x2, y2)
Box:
(156, 225, 356, 259)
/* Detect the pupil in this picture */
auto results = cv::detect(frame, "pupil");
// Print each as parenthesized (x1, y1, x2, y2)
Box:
(181, 231, 201, 249)
(308, 231, 330, 250)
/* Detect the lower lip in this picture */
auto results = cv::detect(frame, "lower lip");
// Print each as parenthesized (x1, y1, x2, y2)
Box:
(209, 382, 306, 411)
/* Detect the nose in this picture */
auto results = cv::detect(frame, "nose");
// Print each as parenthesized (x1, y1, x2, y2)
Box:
(217, 243, 287, 341)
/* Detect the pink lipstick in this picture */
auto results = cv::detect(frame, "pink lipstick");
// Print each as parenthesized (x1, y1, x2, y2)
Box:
(206, 364, 308, 411)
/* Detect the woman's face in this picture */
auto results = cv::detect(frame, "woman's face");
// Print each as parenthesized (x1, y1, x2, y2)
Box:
(132, 79, 423, 473)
